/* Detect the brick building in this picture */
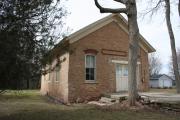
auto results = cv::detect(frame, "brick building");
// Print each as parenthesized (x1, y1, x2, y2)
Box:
(40, 14, 155, 103)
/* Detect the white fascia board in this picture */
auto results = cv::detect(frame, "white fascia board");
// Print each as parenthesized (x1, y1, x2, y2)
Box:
(111, 60, 141, 64)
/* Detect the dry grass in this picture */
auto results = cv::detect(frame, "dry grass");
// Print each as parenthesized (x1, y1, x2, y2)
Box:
(0, 90, 180, 120)
(149, 88, 176, 93)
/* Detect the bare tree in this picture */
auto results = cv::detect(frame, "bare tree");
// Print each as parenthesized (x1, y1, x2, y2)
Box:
(149, 53, 162, 76)
(144, 0, 180, 93)
(94, 0, 139, 106)
(169, 49, 180, 76)
(165, 0, 180, 93)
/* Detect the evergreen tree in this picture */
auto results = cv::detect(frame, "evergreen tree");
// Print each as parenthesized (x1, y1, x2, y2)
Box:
(0, 0, 67, 89)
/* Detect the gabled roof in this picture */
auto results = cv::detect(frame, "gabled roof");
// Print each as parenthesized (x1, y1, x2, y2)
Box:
(150, 74, 163, 80)
(65, 13, 155, 53)
(150, 74, 174, 81)
(45, 14, 155, 65)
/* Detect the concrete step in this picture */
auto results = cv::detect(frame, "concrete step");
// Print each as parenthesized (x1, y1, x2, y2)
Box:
(110, 94, 128, 100)
(88, 101, 114, 106)
(100, 97, 116, 103)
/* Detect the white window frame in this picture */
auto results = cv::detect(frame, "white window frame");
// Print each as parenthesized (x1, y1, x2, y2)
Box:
(85, 54, 96, 82)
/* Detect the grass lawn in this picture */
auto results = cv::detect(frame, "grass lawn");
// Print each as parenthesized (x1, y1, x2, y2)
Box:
(0, 90, 180, 120)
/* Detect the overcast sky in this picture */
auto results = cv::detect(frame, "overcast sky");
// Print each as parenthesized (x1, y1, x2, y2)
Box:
(62, 0, 180, 74)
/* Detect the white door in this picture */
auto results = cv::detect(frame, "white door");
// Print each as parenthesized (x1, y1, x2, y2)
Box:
(116, 64, 128, 91)
(116, 64, 140, 92)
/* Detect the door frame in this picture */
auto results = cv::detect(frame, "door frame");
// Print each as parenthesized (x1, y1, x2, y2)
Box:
(112, 60, 140, 92)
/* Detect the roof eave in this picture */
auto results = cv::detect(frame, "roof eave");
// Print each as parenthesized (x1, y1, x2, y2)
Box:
(56, 14, 155, 54)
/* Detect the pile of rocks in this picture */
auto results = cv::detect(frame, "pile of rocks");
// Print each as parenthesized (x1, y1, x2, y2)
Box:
(88, 95, 127, 106)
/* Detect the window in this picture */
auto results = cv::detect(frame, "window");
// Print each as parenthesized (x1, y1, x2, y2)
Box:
(48, 72, 51, 82)
(85, 55, 96, 80)
(55, 66, 60, 82)
(116, 64, 122, 76)
(123, 66, 128, 76)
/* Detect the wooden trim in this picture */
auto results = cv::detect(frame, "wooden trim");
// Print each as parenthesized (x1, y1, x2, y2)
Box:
(112, 60, 141, 64)
(101, 49, 127, 57)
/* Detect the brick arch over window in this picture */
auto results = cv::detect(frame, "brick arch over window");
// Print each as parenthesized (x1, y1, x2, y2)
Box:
(83, 49, 98, 55)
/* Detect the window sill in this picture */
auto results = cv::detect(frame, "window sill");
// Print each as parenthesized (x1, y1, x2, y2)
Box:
(84, 80, 98, 84)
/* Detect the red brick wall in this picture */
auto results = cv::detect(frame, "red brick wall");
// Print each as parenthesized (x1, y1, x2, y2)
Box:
(68, 22, 149, 102)
(138, 49, 149, 91)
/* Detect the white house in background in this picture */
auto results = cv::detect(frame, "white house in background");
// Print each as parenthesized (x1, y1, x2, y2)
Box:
(150, 74, 174, 88)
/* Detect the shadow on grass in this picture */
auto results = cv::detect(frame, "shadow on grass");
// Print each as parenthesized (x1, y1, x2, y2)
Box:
(0, 107, 180, 120)
(0, 109, 104, 120)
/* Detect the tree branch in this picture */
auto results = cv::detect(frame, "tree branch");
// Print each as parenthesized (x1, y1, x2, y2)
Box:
(113, 0, 127, 4)
(94, 0, 127, 14)
(141, 0, 163, 17)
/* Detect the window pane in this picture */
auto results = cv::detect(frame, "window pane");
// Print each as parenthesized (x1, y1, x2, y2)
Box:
(123, 66, 128, 76)
(86, 55, 95, 68)
(116, 64, 122, 76)
(86, 68, 95, 80)
(89, 68, 94, 75)
(90, 68, 95, 80)
(86, 68, 90, 74)
(86, 69, 90, 80)
(86, 55, 91, 68)
(91, 56, 95, 68)
(86, 74, 90, 80)
(86, 68, 89, 80)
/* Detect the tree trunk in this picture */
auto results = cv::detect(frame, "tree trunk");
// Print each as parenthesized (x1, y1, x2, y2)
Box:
(127, 0, 139, 105)
(94, 0, 139, 106)
(165, 0, 180, 93)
